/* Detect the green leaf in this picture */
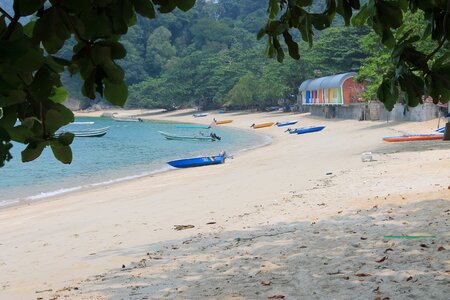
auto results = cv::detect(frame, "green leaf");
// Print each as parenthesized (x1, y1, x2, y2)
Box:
(311, 13, 331, 30)
(177, 0, 196, 12)
(6, 125, 34, 143)
(22, 142, 46, 162)
(131, 0, 156, 18)
(0, 90, 26, 107)
(49, 87, 68, 103)
(50, 143, 72, 164)
(282, 31, 300, 59)
(158, 0, 177, 13)
(14, 0, 45, 17)
(57, 132, 75, 146)
(381, 29, 395, 48)
(22, 21, 36, 37)
(268, 0, 279, 19)
(44, 106, 73, 134)
(351, 4, 368, 26)
(104, 80, 128, 106)
(14, 48, 44, 72)
(336, 0, 353, 26)
(377, 80, 397, 111)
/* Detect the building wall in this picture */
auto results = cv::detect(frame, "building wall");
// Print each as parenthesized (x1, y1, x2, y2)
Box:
(301, 76, 365, 106)
(305, 101, 441, 121)
(342, 77, 365, 105)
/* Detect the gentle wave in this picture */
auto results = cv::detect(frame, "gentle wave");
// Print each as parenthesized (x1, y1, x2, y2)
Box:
(0, 166, 173, 208)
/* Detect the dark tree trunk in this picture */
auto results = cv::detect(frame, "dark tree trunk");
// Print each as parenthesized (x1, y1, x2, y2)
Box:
(443, 122, 450, 141)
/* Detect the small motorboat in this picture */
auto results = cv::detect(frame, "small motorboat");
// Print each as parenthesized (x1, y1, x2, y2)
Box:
(193, 113, 208, 118)
(288, 126, 325, 134)
(251, 122, 275, 129)
(176, 124, 211, 129)
(159, 131, 220, 141)
(167, 152, 227, 168)
(112, 115, 143, 122)
(71, 121, 95, 125)
(383, 134, 443, 142)
(276, 121, 298, 127)
(214, 119, 233, 125)
(56, 127, 110, 137)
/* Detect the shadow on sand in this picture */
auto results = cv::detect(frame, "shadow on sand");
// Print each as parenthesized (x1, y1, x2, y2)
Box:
(54, 198, 449, 299)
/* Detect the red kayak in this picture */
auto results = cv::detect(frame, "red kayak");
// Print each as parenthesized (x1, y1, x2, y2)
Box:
(383, 134, 443, 142)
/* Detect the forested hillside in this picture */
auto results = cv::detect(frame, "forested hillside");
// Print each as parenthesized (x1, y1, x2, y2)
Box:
(61, 0, 369, 110)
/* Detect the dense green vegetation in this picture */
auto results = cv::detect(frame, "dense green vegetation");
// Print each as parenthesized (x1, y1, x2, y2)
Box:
(63, 1, 368, 110)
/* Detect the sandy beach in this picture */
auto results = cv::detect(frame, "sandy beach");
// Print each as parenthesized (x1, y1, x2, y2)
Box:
(0, 109, 449, 299)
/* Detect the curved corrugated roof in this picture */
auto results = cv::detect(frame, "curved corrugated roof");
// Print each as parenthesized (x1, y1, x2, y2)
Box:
(299, 79, 312, 91)
(299, 72, 356, 91)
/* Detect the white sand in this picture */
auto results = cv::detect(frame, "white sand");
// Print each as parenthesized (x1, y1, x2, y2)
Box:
(0, 109, 449, 299)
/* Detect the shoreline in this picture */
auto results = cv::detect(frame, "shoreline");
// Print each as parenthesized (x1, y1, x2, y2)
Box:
(1, 109, 448, 299)
(0, 113, 273, 211)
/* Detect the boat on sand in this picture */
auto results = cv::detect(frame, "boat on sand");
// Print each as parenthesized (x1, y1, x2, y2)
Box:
(276, 121, 297, 127)
(167, 152, 227, 168)
(214, 119, 233, 125)
(383, 134, 443, 142)
(251, 122, 274, 129)
(287, 126, 325, 134)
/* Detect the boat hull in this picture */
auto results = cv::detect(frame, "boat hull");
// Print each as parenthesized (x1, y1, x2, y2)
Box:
(167, 155, 225, 168)
(292, 126, 325, 134)
(193, 113, 208, 118)
(113, 117, 142, 122)
(57, 127, 109, 137)
(159, 131, 215, 141)
(215, 120, 233, 125)
(276, 121, 297, 127)
(252, 122, 274, 129)
(383, 134, 443, 142)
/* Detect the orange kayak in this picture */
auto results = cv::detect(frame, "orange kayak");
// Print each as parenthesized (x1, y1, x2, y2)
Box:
(383, 134, 443, 142)
(251, 122, 275, 129)
(215, 120, 233, 125)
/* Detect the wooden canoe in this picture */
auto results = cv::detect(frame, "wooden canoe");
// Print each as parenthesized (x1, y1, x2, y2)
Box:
(215, 120, 233, 125)
(251, 122, 274, 129)
(383, 134, 443, 142)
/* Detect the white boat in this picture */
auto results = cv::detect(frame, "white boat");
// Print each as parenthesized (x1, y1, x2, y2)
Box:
(71, 121, 95, 125)
(158, 131, 220, 141)
(112, 114, 143, 122)
(56, 127, 110, 137)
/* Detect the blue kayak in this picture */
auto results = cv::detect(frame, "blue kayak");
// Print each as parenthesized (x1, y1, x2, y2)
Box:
(289, 126, 325, 134)
(176, 124, 211, 129)
(167, 153, 226, 168)
(276, 121, 298, 127)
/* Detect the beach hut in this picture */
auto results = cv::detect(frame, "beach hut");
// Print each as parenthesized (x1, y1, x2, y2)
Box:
(298, 72, 364, 106)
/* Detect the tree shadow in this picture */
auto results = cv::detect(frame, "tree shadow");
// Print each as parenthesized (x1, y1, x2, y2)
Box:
(376, 140, 450, 154)
(53, 199, 449, 299)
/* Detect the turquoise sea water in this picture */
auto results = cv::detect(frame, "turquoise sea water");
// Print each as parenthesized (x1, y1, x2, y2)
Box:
(0, 117, 269, 206)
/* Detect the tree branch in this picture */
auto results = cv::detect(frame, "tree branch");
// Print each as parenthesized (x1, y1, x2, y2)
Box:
(0, 7, 13, 21)
(2, 13, 20, 40)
